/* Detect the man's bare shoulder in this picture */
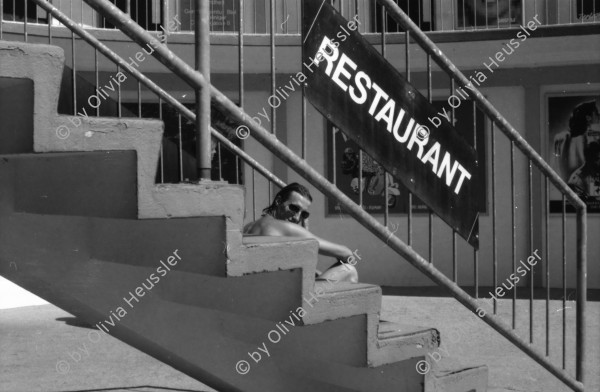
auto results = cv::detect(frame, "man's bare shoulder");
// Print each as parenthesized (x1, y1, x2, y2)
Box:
(243, 215, 309, 237)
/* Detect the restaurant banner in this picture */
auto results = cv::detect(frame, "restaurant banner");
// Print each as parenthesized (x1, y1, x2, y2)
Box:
(302, 0, 480, 248)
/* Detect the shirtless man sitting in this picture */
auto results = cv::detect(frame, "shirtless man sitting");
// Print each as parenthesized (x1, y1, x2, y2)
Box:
(243, 183, 359, 283)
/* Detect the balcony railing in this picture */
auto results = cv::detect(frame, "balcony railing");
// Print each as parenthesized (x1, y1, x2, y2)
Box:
(2, 0, 599, 35)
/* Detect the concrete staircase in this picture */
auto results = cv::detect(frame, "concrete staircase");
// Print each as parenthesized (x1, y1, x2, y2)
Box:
(0, 40, 488, 392)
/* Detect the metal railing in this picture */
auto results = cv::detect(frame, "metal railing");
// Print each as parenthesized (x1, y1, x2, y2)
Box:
(2, 0, 599, 36)
(379, 2, 587, 390)
(27, 0, 286, 193)
(3, 0, 589, 391)
(71, 0, 585, 390)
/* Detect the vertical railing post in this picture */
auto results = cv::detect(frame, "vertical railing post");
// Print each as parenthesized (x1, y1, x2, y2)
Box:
(0, 0, 4, 40)
(162, 0, 170, 36)
(24, 0, 28, 42)
(576, 207, 587, 384)
(196, 0, 212, 180)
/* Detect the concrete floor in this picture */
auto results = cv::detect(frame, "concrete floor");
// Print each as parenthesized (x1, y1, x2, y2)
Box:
(1, 295, 598, 392)
(380, 295, 599, 392)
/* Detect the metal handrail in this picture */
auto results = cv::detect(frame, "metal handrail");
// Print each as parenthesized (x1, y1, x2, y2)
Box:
(195, 0, 211, 180)
(30, 0, 286, 191)
(80, 0, 586, 390)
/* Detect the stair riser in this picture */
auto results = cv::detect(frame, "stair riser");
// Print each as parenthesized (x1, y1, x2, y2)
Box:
(0, 77, 34, 154)
(2, 152, 137, 218)
(425, 366, 488, 392)
(371, 327, 441, 367)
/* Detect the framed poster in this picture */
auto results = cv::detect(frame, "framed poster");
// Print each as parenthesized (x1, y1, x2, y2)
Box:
(547, 93, 600, 213)
(575, 0, 600, 22)
(546, 0, 599, 24)
(179, 0, 239, 32)
(327, 99, 487, 216)
(455, 0, 522, 29)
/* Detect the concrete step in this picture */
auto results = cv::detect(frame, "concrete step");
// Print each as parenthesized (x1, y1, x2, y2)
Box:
(303, 280, 382, 324)
(426, 365, 488, 392)
(228, 235, 320, 301)
(303, 280, 441, 368)
(0, 40, 245, 226)
(375, 321, 441, 366)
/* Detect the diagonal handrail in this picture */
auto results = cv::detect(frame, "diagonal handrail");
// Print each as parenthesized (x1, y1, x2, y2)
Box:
(31, 0, 285, 190)
(67, 0, 585, 390)
(376, 0, 587, 386)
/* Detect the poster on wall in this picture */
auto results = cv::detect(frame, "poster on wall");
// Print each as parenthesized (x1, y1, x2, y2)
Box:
(327, 99, 487, 216)
(209, 0, 238, 31)
(179, 0, 238, 32)
(455, 0, 522, 29)
(548, 93, 600, 213)
(575, 0, 600, 22)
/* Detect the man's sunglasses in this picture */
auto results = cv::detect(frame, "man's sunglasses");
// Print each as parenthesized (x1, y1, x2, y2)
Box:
(288, 204, 310, 220)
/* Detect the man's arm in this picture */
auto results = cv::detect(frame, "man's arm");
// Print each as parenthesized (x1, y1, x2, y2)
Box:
(278, 220, 354, 260)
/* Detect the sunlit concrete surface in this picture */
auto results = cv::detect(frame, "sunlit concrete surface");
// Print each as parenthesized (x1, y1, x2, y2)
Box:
(0, 277, 47, 310)
(1, 295, 597, 392)
(381, 295, 600, 392)
(0, 305, 216, 392)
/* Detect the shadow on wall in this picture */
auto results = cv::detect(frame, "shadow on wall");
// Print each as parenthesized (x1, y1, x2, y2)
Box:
(0, 77, 34, 154)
